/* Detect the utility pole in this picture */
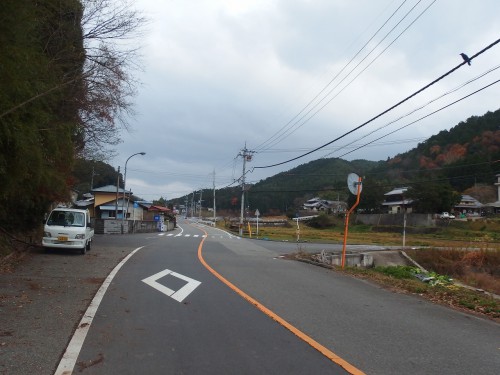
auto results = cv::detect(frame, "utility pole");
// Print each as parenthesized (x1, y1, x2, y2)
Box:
(198, 189, 203, 219)
(238, 144, 255, 236)
(90, 166, 99, 191)
(212, 170, 216, 225)
(115, 166, 120, 219)
(191, 191, 195, 217)
(184, 196, 188, 218)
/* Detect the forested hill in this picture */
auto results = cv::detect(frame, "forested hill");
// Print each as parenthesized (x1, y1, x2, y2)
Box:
(210, 108, 500, 214)
(74, 108, 499, 216)
(380, 109, 500, 191)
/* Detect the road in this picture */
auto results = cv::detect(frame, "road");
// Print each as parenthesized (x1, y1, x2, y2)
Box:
(50, 219, 498, 374)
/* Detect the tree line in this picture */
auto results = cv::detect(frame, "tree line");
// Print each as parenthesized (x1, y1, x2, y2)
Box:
(0, 0, 144, 231)
(170, 109, 499, 216)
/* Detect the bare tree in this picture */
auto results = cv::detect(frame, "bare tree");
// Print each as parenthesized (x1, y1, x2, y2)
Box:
(78, 0, 147, 159)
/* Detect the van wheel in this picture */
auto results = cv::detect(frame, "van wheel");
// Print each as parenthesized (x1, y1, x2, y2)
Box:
(86, 240, 91, 251)
(80, 245, 87, 255)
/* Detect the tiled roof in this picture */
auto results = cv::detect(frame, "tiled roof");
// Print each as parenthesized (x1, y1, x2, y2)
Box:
(92, 185, 131, 194)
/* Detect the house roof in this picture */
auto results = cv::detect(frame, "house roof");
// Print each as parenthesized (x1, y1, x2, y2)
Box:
(99, 205, 126, 211)
(384, 187, 409, 196)
(305, 197, 321, 203)
(147, 205, 171, 212)
(382, 199, 413, 206)
(485, 201, 500, 208)
(92, 185, 131, 194)
(455, 195, 483, 208)
(74, 199, 94, 208)
(95, 197, 129, 207)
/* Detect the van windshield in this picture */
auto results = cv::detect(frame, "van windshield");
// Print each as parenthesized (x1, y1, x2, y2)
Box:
(47, 211, 85, 227)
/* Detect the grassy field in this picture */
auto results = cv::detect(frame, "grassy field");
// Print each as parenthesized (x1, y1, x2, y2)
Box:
(225, 217, 500, 321)
(243, 216, 500, 248)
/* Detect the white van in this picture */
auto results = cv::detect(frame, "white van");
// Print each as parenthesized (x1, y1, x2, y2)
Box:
(42, 208, 94, 254)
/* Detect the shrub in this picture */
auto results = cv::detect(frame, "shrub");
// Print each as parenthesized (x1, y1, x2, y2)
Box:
(374, 266, 420, 279)
(306, 214, 335, 229)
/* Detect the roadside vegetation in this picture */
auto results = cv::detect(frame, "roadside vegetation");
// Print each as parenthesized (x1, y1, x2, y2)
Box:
(227, 217, 500, 321)
(338, 265, 499, 322)
(244, 215, 500, 248)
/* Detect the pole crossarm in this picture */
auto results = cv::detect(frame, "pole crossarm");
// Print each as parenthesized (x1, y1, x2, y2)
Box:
(238, 144, 255, 236)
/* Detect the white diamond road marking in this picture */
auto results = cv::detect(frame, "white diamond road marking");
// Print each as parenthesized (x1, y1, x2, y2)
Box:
(142, 269, 201, 303)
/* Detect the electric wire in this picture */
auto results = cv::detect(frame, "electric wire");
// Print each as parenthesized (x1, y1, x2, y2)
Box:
(253, 0, 412, 153)
(247, 170, 498, 194)
(254, 37, 500, 170)
(216, 0, 433, 190)
(282, 159, 500, 177)
(260, 0, 437, 151)
(321, 63, 500, 158)
(258, 137, 426, 154)
(255, 0, 431, 153)
(336, 78, 500, 159)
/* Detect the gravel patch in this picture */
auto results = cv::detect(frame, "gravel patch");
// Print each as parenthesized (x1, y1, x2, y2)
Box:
(0, 235, 137, 375)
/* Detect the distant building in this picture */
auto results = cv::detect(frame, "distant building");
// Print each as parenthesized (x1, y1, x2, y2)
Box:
(303, 197, 346, 213)
(454, 195, 483, 217)
(484, 173, 500, 214)
(92, 184, 132, 219)
(382, 187, 413, 214)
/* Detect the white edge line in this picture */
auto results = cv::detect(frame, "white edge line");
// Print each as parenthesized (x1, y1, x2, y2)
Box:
(202, 225, 239, 239)
(53, 246, 145, 375)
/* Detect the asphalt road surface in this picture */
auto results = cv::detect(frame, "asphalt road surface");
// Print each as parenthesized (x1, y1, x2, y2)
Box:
(3, 219, 498, 374)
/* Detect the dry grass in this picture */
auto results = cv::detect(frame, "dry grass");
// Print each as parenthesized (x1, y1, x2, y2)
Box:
(292, 257, 500, 322)
(240, 218, 500, 248)
(405, 248, 500, 295)
(235, 218, 500, 320)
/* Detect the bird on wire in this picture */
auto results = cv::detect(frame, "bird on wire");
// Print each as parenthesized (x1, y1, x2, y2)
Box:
(460, 52, 471, 66)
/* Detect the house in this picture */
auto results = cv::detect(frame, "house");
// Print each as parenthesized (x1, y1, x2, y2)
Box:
(303, 197, 328, 211)
(142, 204, 171, 221)
(382, 187, 413, 214)
(303, 197, 347, 213)
(73, 193, 95, 217)
(92, 184, 139, 219)
(485, 173, 500, 214)
(454, 195, 483, 217)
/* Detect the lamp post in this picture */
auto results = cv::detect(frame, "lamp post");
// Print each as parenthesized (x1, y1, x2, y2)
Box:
(121, 152, 146, 233)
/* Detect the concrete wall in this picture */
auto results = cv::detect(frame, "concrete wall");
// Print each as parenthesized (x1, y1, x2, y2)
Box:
(94, 219, 175, 234)
(354, 213, 435, 227)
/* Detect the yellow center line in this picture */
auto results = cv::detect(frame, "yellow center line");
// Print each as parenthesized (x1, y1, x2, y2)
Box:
(196, 227, 365, 375)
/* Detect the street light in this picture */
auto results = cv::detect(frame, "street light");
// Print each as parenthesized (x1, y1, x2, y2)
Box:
(121, 152, 146, 232)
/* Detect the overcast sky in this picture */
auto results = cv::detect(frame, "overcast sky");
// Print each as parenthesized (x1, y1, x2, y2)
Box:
(110, 0, 500, 201)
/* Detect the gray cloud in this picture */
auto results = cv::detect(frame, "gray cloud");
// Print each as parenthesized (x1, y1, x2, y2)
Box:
(112, 0, 500, 200)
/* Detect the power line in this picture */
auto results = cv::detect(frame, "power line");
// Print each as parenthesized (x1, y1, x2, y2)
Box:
(253, 0, 413, 153)
(281, 160, 499, 178)
(336, 78, 500, 159)
(256, 0, 437, 153)
(247, 168, 499, 195)
(258, 137, 426, 154)
(322, 63, 500, 159)
(254, 37, 500, 170)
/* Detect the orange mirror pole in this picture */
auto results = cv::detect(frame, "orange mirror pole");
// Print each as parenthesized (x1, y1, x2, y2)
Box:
(341, 176, 362, 269)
